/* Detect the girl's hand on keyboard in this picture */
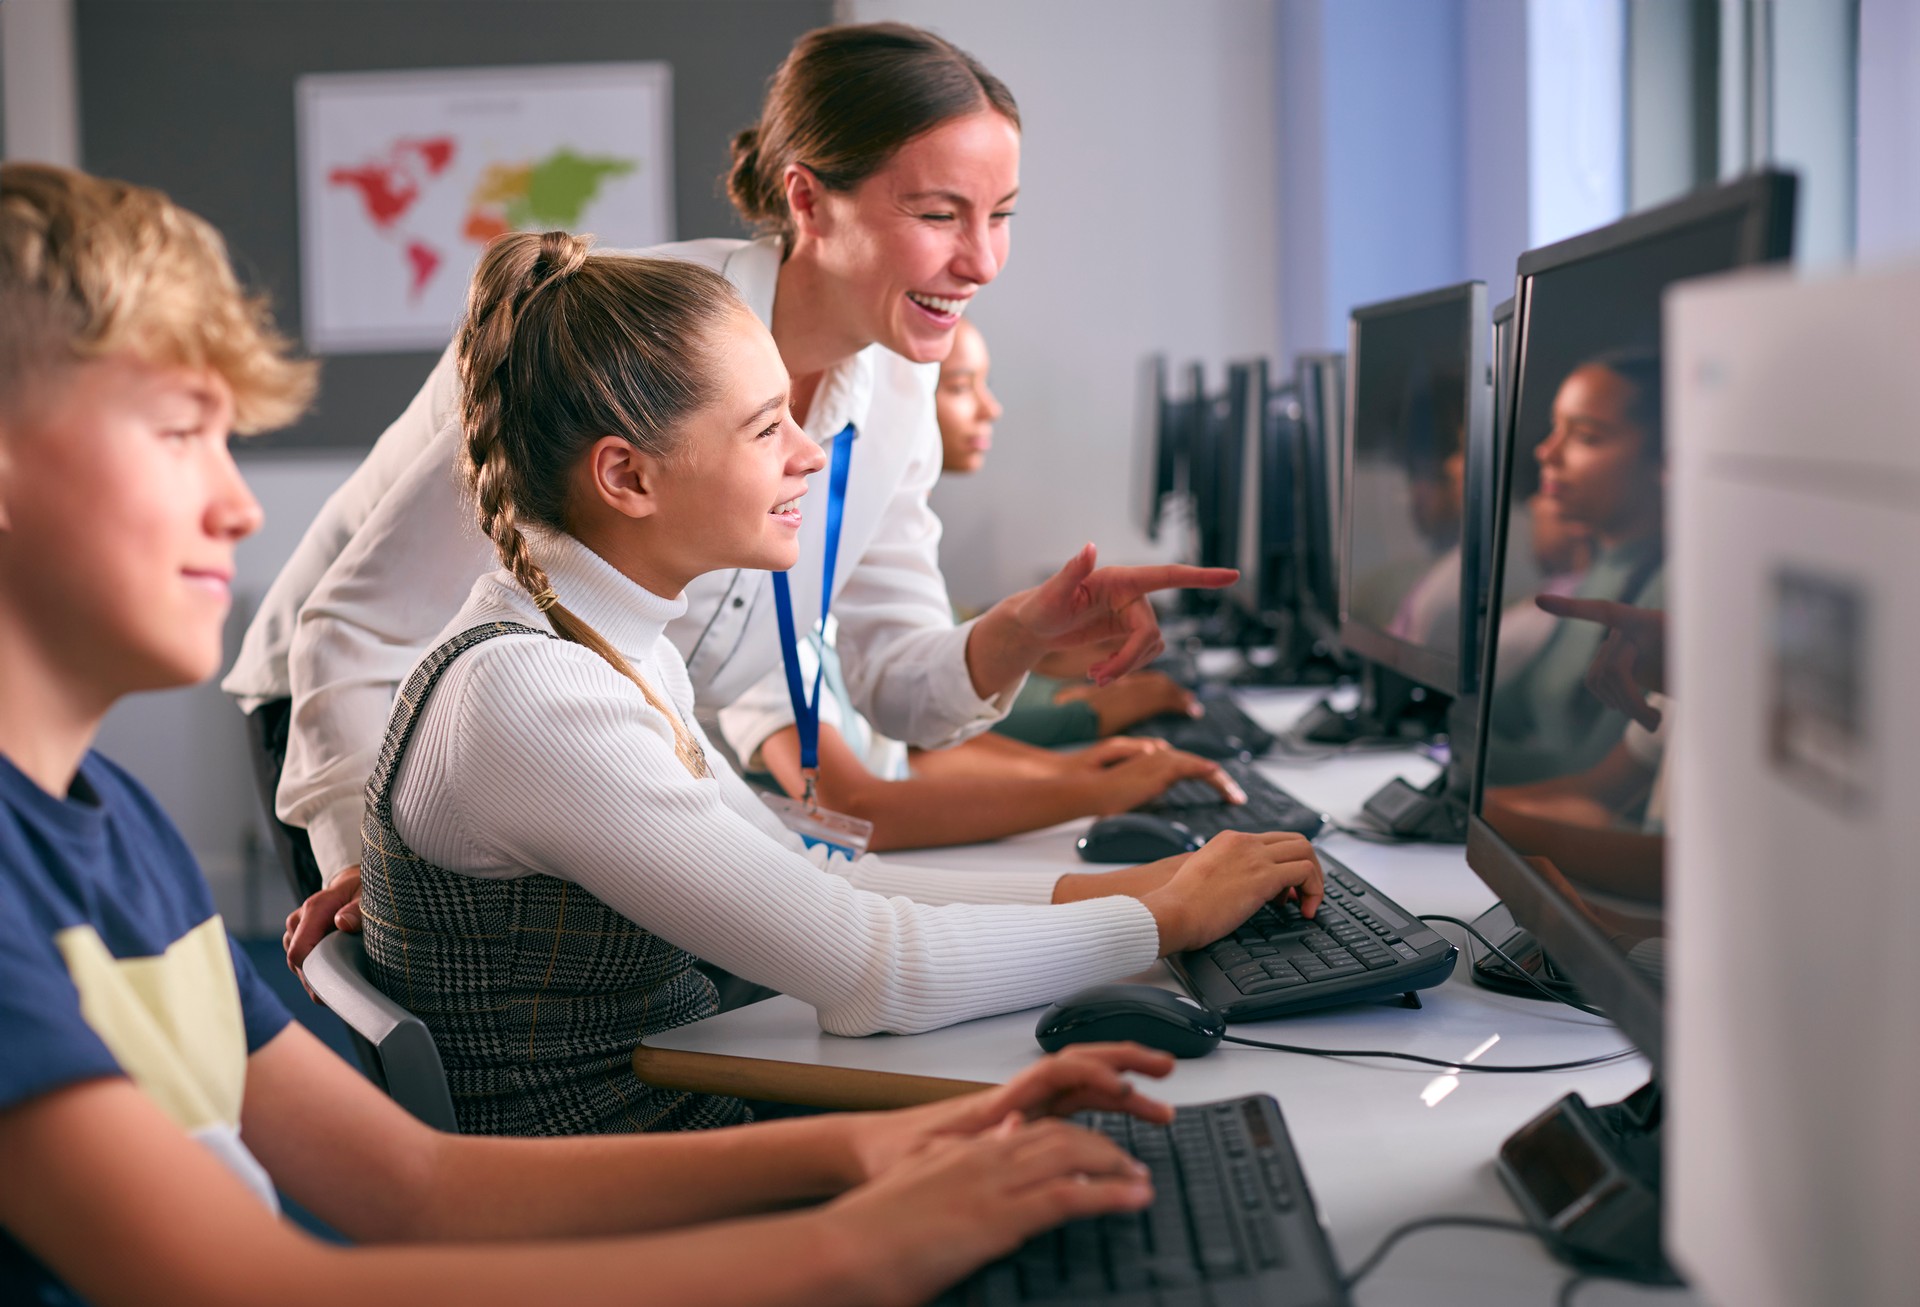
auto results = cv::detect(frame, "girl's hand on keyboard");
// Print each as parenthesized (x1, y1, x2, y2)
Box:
(1084, 747, 1244, 815)
(1141, 830, 1324, 954)
(825, 1114, 1154, 1306)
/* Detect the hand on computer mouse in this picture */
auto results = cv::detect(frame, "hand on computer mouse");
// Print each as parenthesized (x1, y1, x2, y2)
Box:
(1082, 747, 1244, 816)
(1139, 830, 1322, 955)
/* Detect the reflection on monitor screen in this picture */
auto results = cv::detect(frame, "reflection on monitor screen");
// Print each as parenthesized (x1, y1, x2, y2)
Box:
(1478, 211, 1778, 994)
(1343, 287, 1481, 692)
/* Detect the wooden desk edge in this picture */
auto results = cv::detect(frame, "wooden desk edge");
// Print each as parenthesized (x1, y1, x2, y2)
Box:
(634, 1044, 993, 1111)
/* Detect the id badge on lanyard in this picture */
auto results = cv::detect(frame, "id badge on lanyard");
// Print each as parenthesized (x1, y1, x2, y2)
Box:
(769, 422, 874, 861)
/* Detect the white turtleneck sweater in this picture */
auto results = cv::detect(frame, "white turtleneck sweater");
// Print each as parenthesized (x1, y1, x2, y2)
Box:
(388, 532, 1162, 1037)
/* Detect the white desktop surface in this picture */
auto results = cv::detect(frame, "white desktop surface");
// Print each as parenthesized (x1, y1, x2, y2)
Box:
(651, 689, 1695, 1306)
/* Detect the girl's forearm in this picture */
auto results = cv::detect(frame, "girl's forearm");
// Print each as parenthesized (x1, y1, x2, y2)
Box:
(847, 770, 1110, 851)
(1050, 857, 1182, 907)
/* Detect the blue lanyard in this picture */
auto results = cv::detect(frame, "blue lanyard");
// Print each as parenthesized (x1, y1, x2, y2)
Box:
(771, 423, 856, 794)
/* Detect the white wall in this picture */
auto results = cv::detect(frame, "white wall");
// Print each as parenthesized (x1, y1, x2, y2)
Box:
(842, 0, 1283, 607)
(0, 0, 78, 165)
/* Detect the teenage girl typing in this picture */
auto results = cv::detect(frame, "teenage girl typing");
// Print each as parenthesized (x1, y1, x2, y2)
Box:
(357, 234, 1323, 1136)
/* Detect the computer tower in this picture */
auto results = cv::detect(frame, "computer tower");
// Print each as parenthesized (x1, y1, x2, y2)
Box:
(1668, 262, 1920, 1307)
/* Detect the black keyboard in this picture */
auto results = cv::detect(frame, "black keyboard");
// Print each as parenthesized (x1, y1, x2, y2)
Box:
(1139, 758, 1325, 841)
(1171, 853, 1457, 1021)
(936, 1095, 1349, 1306)
(1131, 685, 1277, 761)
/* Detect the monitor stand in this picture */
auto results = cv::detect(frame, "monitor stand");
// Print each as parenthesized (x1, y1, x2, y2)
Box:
(1464, 901, 1586, 1003)
(1292, 663, 1450, 746)
(1497, 1079, 1679, 1285)
(1357, 696, 1479, 842)
(1234, 610, 1348, 687)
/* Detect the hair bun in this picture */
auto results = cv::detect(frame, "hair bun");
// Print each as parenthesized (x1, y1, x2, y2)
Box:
(536, 230, 591, 280)
(725, 126, 769, 221)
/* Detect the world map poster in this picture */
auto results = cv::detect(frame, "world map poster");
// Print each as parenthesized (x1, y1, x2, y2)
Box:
(297, 62, 672, 352)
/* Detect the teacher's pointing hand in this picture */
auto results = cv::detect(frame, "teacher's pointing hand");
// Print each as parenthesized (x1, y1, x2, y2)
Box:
(966, 543, 1237, 697)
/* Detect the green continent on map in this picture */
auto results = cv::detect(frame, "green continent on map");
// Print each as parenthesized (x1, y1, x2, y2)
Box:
(507, 149, 638, 229)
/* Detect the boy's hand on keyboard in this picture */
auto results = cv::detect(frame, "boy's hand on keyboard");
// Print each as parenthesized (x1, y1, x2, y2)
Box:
(845, 1045, 1175, 1192)
(1085, 748, 1243, 815)
(1141, 830, 1323, 954)
(828, 1114, 1154, 1306)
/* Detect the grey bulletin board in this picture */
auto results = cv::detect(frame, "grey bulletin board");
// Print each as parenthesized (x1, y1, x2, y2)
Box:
(77, 0, 831, 451)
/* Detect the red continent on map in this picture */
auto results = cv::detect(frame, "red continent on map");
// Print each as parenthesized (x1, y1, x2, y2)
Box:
(327, 136, 456, 230)
(405, 242, 442, 300)
(328, 164, 418, 227)
(404, 136, 455, 175)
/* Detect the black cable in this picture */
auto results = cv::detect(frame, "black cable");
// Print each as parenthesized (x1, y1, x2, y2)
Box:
(1558, 1273, 1593, 1307)
(1324, 817, 1423, 846)
(1419, 913, 1611, 1019)
(1220, 1032, 1633, 1074)
(1340, 1214, 1539, 1290)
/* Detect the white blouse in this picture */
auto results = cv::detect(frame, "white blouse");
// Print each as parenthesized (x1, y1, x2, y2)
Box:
(388, 531, 1160, 1036)
(224, 236, 1020, 880)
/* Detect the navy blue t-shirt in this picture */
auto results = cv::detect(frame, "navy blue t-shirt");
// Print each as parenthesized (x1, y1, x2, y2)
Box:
(0, 750, 291, 1305)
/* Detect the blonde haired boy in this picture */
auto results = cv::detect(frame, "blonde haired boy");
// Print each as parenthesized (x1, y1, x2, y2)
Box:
(0, 162, 1169, 1307)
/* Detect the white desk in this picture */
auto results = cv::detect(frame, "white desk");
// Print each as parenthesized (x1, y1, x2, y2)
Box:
(645, 689, 1696, 1306)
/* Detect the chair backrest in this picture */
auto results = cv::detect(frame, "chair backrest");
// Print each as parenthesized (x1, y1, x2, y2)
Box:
(303, 932, 459, 1132)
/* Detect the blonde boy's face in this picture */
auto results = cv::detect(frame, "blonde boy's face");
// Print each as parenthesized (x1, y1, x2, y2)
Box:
(0, 355, 262, 695)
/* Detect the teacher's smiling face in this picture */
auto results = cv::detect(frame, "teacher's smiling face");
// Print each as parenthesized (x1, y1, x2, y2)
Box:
(792, 110, 1020, 365)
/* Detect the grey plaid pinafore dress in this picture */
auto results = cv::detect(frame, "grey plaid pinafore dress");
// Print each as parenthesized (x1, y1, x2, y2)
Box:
(357, 621, 748, 1136)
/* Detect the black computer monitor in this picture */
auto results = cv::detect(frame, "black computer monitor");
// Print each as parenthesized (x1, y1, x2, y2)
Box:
(1145, 356, 1180, 540)
(1465, 171, 1794, 1276)
(1339, 281, 1489, 697)
(1191, 363, 1253, 574)
(1231, 360, 1292, 618)
(1291, 353, 1346, 647)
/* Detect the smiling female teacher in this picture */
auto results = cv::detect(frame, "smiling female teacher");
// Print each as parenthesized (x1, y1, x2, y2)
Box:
(225, 22, 1232, 961)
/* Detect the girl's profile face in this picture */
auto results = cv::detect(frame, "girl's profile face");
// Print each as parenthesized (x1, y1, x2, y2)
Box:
(809, 110, 1021, 365)
(935, 318, 1002, 474)
(647, 308, 825, 580)
(0, 355, 261, 694)
(1535, 364, 1661, 540)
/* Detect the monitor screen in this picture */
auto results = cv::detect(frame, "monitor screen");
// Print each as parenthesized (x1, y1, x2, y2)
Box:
(1146, 355, 1177, 539)
(1340, 282, 1486, 695)
(1467, 171, 1796, 1064)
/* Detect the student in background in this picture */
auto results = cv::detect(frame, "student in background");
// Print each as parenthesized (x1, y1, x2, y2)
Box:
(356, 232, 1322, 1135)
(247, 23, 1230, 975)
(934, 317, 1204, 751)
(0, 162, 1178, 1307)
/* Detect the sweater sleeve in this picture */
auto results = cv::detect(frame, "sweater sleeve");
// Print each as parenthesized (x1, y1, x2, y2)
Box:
(394, 637, 1160, 1037)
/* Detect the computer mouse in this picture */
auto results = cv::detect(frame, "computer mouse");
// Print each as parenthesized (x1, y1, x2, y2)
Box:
(1035, 982, 1225, 1059)
(1076, 812, 1203, 863)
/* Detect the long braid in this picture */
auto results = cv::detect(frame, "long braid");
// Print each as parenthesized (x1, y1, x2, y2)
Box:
(455, 230, 724, 778)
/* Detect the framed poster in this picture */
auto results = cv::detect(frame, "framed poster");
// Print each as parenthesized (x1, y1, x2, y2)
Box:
(297, 62, 672, 353)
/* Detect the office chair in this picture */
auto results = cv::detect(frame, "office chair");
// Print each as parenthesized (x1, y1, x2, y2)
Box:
(243, 698, 327, 903)
(301, 932, 459, 1132)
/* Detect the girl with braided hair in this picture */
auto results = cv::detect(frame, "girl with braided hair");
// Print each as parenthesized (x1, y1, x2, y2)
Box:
(355, 228, 1322, 1137)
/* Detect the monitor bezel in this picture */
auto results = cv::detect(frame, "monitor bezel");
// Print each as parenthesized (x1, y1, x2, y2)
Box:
(1337, 280, 1489, 697)
(1465, 169, 1799, 1069)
